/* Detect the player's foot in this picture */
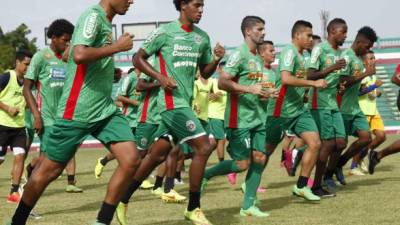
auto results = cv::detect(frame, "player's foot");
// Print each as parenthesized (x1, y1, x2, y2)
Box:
(311, 187, 336, 198)
(161, 189, 186, 203)
(240, 206, 270, 217)
(323, 177, 338, 191)
(359, 160, 369, 174)
(368, 150, 380, 175)
(184, 208, 213, 225)
(349, 167, 366, 176)
(29, 210, 43, 220)
(200, 178, 208, 196)
(292, 185, 320, 201)
(140, 180, 154, 189)
(65, 184, 83, 193)
(151, 187, 163, 197)
(227, 173, 237, 185)
(7, 192, 20, 203)
(174, 178, 184, 185)
(257, 187, 266, 193)
(116, 202, 128, 225)
(94, 158, 105, 179)
(335, 167, 347, 185)
(283, 150, 292, 176)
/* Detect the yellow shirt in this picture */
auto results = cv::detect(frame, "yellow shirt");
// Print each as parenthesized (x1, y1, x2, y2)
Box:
(193, 78, 213, 121)
(208, 78, 227, 120)
(0, 70, 26, 127)
(359, 75, 379, 116)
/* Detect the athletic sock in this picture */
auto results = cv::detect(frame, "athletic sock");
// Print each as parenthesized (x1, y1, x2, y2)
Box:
(67, 175, 75, 185)
(100, 157, 109, 166)
(153, 176, 164, 190)
(350, 161, 358, 169)
(204, 160, 242, 180)
(187, 191, 200, 211)
(120, 179, 142, 204)
(325, 169, 335, 178)
(296, 176, 309, 188)
(175, 171, 181, 182)
(12, 200, 33, 225)
(96, 202, 116, 225)
(10, 184, 19, 194)
(243, 163, 264, 210)
(164, 177, 175, 193)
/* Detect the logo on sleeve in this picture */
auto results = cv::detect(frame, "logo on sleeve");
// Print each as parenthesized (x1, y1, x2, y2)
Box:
(226, 51, 241, 68)
(83, 12, 98, 39)
(310, 46, 321, 64)
(284, 49, 294, 67)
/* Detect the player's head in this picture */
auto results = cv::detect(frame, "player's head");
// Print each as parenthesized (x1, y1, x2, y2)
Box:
(327, 18, 347, 46)
(47, 19, 74, 53)
(241, 16, 265, 45)
(114, 68, 123, 83)
(174, 0, 204, 24)
(258, 40, 275, 65)
(15, 50, 32, 75)
(354, 26, 377, 56)
(291, 20, 313, 50)
(362, 50, 376, 67)
(109, 0, 134, 15)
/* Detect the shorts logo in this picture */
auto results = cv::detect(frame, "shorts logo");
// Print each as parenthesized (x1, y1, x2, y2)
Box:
(83, 12, 98, 39)
(186, 120, 196, 132)
(140, 137, 148, 147)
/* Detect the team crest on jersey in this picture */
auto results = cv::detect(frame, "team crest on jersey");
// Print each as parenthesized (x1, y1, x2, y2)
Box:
(248, 61, 256, 70)
(186, 120, 196, 132)
(83, 12, 98, 39)
(227, 51, 240, 68)
(325, 57, 333, 66)
(141, 137, 148, 147)
(44, 52, 52, 59)
(194, 35, 202, 45)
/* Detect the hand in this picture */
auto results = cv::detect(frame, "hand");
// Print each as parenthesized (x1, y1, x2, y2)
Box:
(313, 79, 328, 89)
(376, 90, 382, 97)
(33, 116, 43, 135)
(7, 106, 19, 117)
(115, 32, 134, 52)
(246, 84, 263, 95)
(332, 59, 346, 71)
(375, 79, 383, 87)
(213, 42, 225, 61)
(365, 64, 376, 76)
(159, 76, 177, 92)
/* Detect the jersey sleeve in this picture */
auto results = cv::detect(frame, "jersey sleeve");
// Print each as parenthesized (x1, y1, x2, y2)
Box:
(307, 45, 322, 70)
(117, 76, 131, 96)
(223, 50, 242, 77)
(73, 9, 101, 47)
(25, 52, 43, 81)
(279, 47, 296, 74)
(340, 52, 352, 77)
(198, 35, 213, 65)
(141, 27, 167, 56)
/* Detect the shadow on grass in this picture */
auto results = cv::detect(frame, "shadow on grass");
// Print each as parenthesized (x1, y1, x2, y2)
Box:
(339, 177, 397, 193)
(265, 180, 295, 189)
(41, 200, 102, 216)
(43, 182, 108, 197)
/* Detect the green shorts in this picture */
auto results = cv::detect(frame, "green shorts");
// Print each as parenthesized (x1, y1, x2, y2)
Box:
(208, 118, 225, 140)
(226, 124, 266, 161)
(135, 123, 159, 150)
(155, 108, 206, 145)
(342, 112, 370, 137)
(310, 109, 346, 140)
(199, 119, 210, 135)
(265, 111, 318, 148)
(180, 143, 193, 155)
(43, 111, 134, 163)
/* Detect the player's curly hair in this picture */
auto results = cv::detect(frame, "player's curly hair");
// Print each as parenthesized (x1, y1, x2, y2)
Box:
(47, 19, 74, 38)
(357, 26, 378, 43)
(173, 0, 193, 11)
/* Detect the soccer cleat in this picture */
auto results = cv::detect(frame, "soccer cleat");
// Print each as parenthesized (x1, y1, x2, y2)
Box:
(151, 187, 164, 197)
(368, 150, 380, 175)
(226, 173, 237, 185)
(174, 178, 184, 185)
(140, 180, 154, 189)
(307, 178, 314, 188)
(200, 178, 208, 196)
(161, 189, 186, 203)
(312, 187, 336, 198)
(240, 206, 270, 217)
(65, 184, 83, 193)
(257, 187, 267, 193)
(292, 185, 320, 201)
(323, 177, 338, 191)
(359, 160, 369, 174)
(7, 192, 20, 203)
(94, 158, 105, 179)
(184, 208, 213, 225)
(29, 210, 42, 220)
(116, 202, 128, 225)
(349, 168, 366, 176)
(335, 167, 347, 185)
(283, 150, 292, 176)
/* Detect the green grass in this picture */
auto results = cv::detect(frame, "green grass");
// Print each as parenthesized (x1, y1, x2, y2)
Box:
(2, 135, 400, 225)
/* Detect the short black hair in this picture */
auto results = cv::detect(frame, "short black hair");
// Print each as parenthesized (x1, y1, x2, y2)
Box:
(47, 19, 74, 38)
(291, 20, 312, 38)
(258, 40, 274, 52)
(327, 18, 347, 33)
(173, 0, 192, 11)
(356, 26, 378, 43)
(15, 49, 32, 62)
(127, 67, 135, 74)
(312, 35, 321, 40)
(241, 16, 265, 37)
(218, 61, 226, 67)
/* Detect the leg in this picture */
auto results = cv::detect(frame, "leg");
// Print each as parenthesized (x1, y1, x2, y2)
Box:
(312, 139, 335, 189)
(65, 156, 83, 193)
(11, 153, 26, 193)
(337, 130, 371, 168)
(216, 139, 226, 162)
(369, 140, 400, 174)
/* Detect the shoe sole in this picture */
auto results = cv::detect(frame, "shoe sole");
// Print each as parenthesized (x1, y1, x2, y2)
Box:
(292, 192, 320, 201)
(161, 197, 186, 203)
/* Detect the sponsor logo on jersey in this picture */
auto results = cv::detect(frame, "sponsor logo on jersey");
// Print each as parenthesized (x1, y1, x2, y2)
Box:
(83, 12, 98, 39)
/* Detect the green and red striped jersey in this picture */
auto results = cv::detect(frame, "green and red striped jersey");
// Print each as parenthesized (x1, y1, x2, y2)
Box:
(117, 71, 140, 128)
(136, 74, 161, 125)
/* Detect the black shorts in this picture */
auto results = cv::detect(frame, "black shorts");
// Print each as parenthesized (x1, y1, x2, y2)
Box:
(0, 125, 27, 160)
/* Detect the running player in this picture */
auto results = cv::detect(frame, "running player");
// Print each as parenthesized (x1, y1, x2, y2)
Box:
(8, 1, 140, 225)
(0, 50, 32, 203)
(306, 18, 348, 196)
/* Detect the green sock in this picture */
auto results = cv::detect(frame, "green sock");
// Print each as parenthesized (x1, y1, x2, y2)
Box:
(204, 160, 242, 180)
(243, 162, 264, 209)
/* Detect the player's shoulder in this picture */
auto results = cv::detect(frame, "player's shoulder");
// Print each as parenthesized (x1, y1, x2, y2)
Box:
(193, 25, 210, 39)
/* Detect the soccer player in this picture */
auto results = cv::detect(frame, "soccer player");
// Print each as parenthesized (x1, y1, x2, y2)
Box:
(331, 26, 378, 185)
(306, 18, 348, 196)
(0, 50, 32, 203)
(202, 16, 272, 217)
(124, 0, 224, 224)
(350, 50, 385, 175)
(24, 19, 84, 194)
(8, 1, 140, 225)
(264, 20, 327, 201)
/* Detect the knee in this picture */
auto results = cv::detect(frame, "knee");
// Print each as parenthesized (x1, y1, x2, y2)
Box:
(359, 134, 372, 146)
(308, 139, 322, 151)
(195, 142, 213, 158)
(121, 154, 142, 171)
(375, 132, 386, 144)
(236, 160, 250, 171)
(14, 154, 25, 163)
(252, 151, 267, 165)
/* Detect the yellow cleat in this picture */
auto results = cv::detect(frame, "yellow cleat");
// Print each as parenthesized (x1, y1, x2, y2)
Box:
(94, 158, 105, 179)
(184, 208, 213, 225)
(161, 189, 186, 203)
(116, 202, 128, 225)
(151, 187, 163, 197)
(140, 180, 154, 189)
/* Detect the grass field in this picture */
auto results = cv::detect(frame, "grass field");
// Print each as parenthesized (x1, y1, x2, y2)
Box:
(1, 135, 400, 225)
